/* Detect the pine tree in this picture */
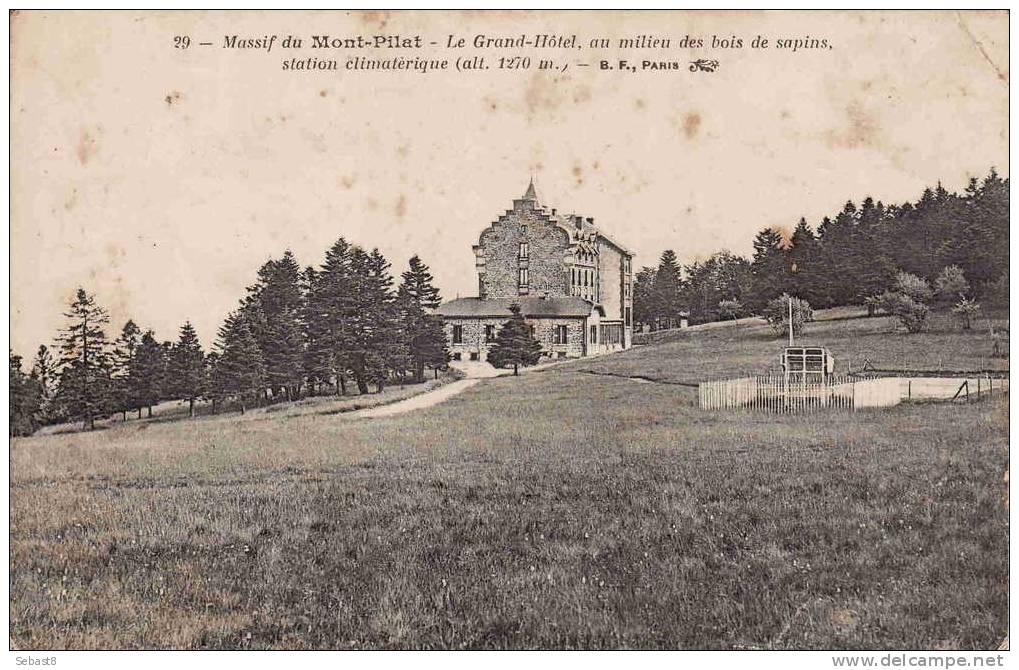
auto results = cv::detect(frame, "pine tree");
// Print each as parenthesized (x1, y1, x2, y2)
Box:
(397, 255, 448, 382)
(399, 255, 442, 310)
(54, 288, 112, 430)
(680, 251, 752, 323)
(169, 321, 206, 417)
(632, 266, 658, 331)
(310, 238, 356, 395)
(651, 250, 684, 329)
(300, 266, 333, 395)
(415, 315, 449, 380)
(853, 197, 897, 302)
(487, 304, 543, 375)
(242, 250, 305, 400)
(357, 248, 401, 392)
(110, 320, 141, 420)
(30, 344, 57, 406)
(749, 228, 787, 312)
(787, 218, 821, 305)
(127, 331, 165, 418)
(10, 351, 42, 436)
(211, 311, 265, 414)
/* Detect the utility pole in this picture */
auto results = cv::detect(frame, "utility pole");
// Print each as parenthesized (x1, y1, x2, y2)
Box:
(788, 296, 794, 346)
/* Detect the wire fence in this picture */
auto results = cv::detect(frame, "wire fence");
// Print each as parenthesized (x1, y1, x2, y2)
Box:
(698, 374, 901, 412)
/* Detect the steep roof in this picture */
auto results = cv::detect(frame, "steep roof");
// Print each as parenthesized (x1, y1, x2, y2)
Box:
(436, 296, 594, 319)
(522, 178, 538, 201)
(501, 178, 632, 257)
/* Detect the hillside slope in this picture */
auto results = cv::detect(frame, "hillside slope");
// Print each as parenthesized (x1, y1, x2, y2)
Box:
(585, 310, 1008, 386)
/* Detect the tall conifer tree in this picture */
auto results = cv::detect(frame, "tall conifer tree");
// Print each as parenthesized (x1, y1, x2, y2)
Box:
(54, 288, 112, 430)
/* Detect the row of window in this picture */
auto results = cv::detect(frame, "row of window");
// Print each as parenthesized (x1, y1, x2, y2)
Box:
(452, 351, 570, 362)
(451, 324, 570, 345)
(571, 266, 597, 289)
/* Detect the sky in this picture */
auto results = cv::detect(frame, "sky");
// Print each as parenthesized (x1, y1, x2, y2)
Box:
(10, 10, 1009, 355)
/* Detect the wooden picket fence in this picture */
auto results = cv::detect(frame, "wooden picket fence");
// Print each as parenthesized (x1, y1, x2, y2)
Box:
(698, 374, 901, 412)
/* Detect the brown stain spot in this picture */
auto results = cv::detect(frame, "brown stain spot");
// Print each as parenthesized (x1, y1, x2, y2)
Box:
(524, 75, 556, 114)
(164, 91, 182, 107)
(681, 113, 702, 139)
(396, 145, 409, 159)
(523, 74, 591, 115)
(340, 175, 357, 189)
(365, 198, 379, 211)
(634, 98, 647, 110)
(825, 102, 880, 150)
(63, 188, 78, 211)
(483, 95, 499, 112)
(572, 164, 583, 186)
(395, 195, 407, 219)
(780, 109, 792, 120)
(104, 242, 126, 265)
(319, 89, 328, 98)
(358, 10, 391, 31)
(76, 128, 99, 165)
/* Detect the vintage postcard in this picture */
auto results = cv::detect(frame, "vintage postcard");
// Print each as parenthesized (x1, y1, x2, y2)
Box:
(7, 8, 1009, 660)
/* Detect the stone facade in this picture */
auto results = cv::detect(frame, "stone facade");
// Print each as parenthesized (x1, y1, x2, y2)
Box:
(439, 180, 634, 360)
(444, 316, 586, 361)
(476, 199, 571, 299)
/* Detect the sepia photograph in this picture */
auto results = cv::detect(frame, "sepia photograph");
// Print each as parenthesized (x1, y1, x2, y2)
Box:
(7, 7, 1010, 661)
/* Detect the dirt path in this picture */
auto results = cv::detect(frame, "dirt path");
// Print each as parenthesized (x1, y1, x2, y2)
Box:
(349, 358, 579, 419)
(351, 350, 637, 420)
(351, 379, 482, 418)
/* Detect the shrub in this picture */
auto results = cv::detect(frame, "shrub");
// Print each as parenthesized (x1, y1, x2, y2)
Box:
(718, 299, 745, 321)
(763, 294, 813, 338)
(951, 297, 981, 330)
(865, 290, 898, 316)
(893, 294, 931, 333)
(934, 265, 970, 306)
(894, 272, 934, 304)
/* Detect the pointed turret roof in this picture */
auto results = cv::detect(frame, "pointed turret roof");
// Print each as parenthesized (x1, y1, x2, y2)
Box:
(522, 178, 537, 201)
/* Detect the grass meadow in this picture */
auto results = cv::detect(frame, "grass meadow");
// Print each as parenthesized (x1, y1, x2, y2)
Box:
(35, 371, 460, 437)
(9, 316, 1009, 649)
(605, 309, 1008, 385)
